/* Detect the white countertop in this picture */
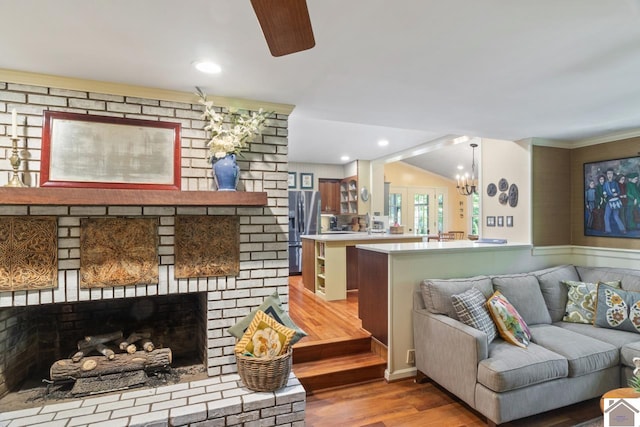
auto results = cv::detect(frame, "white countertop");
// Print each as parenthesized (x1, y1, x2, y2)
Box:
(356, 240, 531, 254)
(301, 233, 427, 242)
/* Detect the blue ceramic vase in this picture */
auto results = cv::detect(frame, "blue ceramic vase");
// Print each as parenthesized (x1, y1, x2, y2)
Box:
(212, 154, 240, 191)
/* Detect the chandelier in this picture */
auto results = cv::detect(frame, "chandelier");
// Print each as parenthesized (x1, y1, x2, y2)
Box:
(456, 143, 478, 196)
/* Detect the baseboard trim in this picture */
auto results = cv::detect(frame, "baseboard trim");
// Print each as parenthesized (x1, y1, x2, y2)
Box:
(385, 367, 416, 382)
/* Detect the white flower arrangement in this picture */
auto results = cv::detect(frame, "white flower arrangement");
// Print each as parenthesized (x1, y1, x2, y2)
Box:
(196, 87, 269, 161)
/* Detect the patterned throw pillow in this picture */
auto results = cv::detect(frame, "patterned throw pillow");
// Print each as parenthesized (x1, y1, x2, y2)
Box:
(562, 280, 621, 324)
(234, 310, 296, 358)
(594, 284, 640, 334)
(451, 288, 497, 343)
(486, 291, 532, 348)
(227, 291, 307, 345)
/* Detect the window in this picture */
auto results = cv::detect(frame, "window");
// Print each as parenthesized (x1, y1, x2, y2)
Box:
(437, 193, 444, 233)
(413, 193, 429, 234)
(471, 192, 480, 235)
(389, 193, 402, 226)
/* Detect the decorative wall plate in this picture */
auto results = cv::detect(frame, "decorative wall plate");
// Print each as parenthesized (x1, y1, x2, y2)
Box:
(486, 183, 497, 197)
(498, 178, 509, 192)
(498, 193, 508, 205)
(360, 186, 369, 201)
(508, 184, 519, 207)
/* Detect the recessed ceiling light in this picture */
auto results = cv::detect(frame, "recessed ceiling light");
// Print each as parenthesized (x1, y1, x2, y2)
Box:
(193, 60, 222, 74)
(341, 155, 350, 161)
(378, 139, 389, 147)
(457, 165, 464, 170)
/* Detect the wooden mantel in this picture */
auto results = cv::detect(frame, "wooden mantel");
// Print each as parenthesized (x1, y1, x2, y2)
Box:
(0, 187, 268, 206)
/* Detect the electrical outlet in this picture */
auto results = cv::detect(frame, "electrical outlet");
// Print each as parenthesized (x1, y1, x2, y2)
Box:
(406, 349, 415, 365)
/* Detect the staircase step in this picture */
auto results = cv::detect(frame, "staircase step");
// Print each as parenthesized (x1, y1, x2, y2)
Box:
(293, 336, 371, 364)
(293, 351, 386, 392)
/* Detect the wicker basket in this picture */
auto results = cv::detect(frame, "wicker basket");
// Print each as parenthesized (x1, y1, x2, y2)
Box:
(236, 349, 292, 392)
(389, 225, 404, 234)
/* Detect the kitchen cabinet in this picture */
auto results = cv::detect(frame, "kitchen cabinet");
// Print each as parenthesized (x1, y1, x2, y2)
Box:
(301, 238, 315, 293)
(357, 249, 388, 344)
(346, 246, 359, 290)
(318, 178, 340, 214)
(301, 233, 425, 301)
(339, 176, 358, 214)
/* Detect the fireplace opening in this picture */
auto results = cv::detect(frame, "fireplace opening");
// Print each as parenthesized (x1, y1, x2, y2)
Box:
(0, 293, 208, 412)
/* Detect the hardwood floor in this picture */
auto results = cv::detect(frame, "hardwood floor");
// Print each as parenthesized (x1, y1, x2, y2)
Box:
(288, 275, 364, 343)
(288, 275, 603, 427)
(305, 379, 602, 427)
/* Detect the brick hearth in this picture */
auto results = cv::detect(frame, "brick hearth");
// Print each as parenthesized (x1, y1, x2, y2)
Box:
(0, 374, 305, 427)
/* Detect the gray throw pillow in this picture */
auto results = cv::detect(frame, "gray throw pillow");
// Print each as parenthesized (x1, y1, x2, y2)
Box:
(451, 287, 497, 343)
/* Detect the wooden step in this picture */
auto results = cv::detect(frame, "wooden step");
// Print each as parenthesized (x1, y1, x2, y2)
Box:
(293, 351, 386, 393)
(292, 336, 371, 364)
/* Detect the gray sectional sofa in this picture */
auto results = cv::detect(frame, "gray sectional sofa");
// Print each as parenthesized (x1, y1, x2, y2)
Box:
(413, 265, 640, 426)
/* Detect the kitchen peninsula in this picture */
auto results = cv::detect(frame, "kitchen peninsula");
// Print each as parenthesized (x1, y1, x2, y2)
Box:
(300, 233, 425, 301)
(354, 240, 548, 382)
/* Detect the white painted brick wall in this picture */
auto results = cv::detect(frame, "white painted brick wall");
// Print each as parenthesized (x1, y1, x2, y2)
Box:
(0, 81, 290, 381)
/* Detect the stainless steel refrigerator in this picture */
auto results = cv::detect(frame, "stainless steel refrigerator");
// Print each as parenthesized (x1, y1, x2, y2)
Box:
(288, 190, 321, 275)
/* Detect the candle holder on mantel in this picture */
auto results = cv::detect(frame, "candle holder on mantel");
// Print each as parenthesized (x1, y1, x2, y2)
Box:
(5, 137, 27, 187)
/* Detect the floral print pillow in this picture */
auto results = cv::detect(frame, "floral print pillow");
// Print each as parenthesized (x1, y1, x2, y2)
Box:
(486, 291, 532, 348)
(562, 280, 621, 324)
(234, 310, 296, 358)
(594, 284, 640, 334)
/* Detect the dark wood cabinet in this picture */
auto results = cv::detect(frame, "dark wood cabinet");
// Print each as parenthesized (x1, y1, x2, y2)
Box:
(301, 239, 316, 292)
(318, 179, 340, 214)
(346, 246, 359, 290)
(357, 249, 388, 345)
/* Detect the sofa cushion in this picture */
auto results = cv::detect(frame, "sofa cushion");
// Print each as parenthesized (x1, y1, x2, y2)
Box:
(420, 275, 493, 320)
(477, 340, 568, 393)
(528, 324, 618, 377)
(594, 284, 640, 334)
(492, 274, 552, 325)
(451, 287, 497, 343)
(577, 266, 640, 292)
(562, 280, 621, 324)
(486, 291, 531, 348)
(554, 321, 640, 349)
(621, 341, 640, 369)
(533, 265, 580, 322)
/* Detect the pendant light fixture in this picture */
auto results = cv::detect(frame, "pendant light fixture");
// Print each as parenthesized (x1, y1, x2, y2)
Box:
(456, 143, 478, 196)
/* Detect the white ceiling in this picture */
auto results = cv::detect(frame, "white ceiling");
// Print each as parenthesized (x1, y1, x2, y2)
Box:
(2, 0, 640, 180)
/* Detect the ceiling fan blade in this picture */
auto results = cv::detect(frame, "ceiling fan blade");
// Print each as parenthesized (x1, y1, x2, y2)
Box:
(250, 0, 315, 57)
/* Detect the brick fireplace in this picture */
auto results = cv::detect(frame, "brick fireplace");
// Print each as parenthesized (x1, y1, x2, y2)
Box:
(0, 80, 305, 425)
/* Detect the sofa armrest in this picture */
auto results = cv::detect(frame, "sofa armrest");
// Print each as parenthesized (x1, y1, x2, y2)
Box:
(413, 308, 489, 407)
